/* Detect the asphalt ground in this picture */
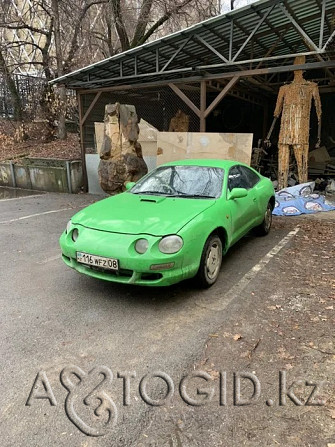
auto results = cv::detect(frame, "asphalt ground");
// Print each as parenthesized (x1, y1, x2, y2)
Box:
(0, 188, 301, 446)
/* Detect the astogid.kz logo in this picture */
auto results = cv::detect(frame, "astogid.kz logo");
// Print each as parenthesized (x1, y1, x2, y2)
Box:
(26, 366, 326, 437)
(26, 366, 117, 437)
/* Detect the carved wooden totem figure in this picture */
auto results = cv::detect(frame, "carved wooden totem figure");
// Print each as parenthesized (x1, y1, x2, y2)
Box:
(274, 56, 322, 189)
(98, 103, 148, 194)
(169, 109, 190, 132)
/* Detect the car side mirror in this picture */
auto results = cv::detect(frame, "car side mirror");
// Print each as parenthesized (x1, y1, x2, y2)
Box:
(125, 182, 136, 191)
(229, 188, 248, 200)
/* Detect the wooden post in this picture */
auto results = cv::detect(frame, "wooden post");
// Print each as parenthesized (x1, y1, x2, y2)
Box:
(200, 81, 207, 132)
(77, 92, 88, 193)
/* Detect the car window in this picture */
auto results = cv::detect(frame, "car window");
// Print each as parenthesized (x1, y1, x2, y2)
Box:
(228, 165, 260, 191)
(228, 166, 249, 190)
(239, 166, 260, 188)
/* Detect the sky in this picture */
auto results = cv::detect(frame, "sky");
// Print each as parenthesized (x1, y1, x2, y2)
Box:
(220, 0, 258, 13)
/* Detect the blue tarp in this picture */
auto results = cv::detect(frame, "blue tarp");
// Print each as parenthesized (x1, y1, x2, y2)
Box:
(273, 182, 335, 216)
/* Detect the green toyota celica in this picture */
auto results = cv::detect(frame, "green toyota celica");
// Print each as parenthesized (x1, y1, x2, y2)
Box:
(60, 159, 275, 288)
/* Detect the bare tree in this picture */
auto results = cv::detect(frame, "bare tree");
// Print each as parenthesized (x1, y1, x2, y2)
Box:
(51, 0, 67, 139)
(1, 0, 110, 139)
(0, 47, 22, 121)
(108, 0, 220, 52)
(0, 0, 250, 141)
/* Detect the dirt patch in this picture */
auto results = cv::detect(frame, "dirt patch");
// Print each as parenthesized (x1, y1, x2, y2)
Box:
(0, 118, 81, 161)
(137, 217, 335, 446)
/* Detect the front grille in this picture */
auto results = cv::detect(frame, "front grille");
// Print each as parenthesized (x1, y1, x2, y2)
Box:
(88, 265, 133, 277)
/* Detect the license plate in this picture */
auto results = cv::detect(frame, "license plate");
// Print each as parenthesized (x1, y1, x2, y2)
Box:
(76, 252, 119, 270)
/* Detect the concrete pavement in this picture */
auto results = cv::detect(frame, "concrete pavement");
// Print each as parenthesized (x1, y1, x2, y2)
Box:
(0, 189, 296, 446)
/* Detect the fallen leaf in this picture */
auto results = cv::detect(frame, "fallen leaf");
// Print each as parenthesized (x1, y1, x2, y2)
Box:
(207, 370, 220, 379)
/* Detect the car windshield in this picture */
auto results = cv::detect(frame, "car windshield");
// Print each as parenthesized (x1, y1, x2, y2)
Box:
(130, 165, 224, 198)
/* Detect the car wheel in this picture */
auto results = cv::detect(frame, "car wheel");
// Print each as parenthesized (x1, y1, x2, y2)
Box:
(195, 235, 223, 288)
(254, 202, 273, 236)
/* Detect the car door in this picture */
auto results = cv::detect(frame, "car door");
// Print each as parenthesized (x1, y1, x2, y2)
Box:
(238, 165, 262, 225)
(226, 165, 259, 243)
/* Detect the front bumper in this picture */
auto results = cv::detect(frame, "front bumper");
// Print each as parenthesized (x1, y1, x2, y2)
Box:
(59, 225, 200, 286)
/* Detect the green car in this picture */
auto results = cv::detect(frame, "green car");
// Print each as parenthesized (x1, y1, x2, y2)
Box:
(60, 159, 275, 288)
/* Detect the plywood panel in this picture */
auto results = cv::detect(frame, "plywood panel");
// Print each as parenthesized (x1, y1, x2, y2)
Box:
(157, 132, 253, 166)
(94, 122, 105, 155)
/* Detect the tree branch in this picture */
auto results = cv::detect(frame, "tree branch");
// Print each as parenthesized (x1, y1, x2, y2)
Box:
(63, 0, 109, 73)
(135, 0, 194, 47)
(5, 23, 50, 36)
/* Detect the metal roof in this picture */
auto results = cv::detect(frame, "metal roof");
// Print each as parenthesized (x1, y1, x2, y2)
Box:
(51, 0, 335, 91)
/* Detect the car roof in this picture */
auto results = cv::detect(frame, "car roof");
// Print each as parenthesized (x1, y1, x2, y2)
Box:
(161, 159, 250, 169)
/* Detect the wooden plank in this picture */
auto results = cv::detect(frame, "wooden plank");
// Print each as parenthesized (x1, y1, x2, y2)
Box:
(200, 81, 207, 132)
(80, 91, 102, 126)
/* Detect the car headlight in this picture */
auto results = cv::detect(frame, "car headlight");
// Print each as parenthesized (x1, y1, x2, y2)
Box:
(72, 228, 79, 242)
(159, 235, 183, 254)
(135, 238, 149, 254)
(66, 220, 72, 234)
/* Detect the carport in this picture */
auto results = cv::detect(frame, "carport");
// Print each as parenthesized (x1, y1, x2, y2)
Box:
(51, 0, 335, 191)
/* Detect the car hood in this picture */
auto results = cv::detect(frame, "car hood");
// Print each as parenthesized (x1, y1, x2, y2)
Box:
(72, 192, 216, 236)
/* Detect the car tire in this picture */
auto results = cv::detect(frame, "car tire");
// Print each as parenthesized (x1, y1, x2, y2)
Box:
(195, 234, 223, 288)
(254, 202, 273, 236)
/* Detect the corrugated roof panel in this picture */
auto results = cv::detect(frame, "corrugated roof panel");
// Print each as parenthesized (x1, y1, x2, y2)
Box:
(50, 0, 335, 89)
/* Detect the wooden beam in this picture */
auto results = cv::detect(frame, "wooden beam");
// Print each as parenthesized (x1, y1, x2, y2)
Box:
(168, 83, 201, 117)
(77, 92, 88, 193)
(80, 91, 102, 126)
(204, 76, 240, 118)
(200, 81, 207, 132)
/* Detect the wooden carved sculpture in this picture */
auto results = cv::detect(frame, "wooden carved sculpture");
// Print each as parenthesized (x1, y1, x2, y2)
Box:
(269, 56, 322, 190)
(169, 109, 190, 132)
(98, 103, 148, 194)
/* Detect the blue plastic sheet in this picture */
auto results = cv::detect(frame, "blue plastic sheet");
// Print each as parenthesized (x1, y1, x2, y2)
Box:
(273, 182, 335, 216)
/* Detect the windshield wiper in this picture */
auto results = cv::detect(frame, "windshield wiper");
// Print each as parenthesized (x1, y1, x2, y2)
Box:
(168, 193, 216, 199)
(132, 191, 166, 196)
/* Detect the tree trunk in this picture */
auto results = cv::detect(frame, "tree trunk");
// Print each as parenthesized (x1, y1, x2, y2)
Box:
(51, 0, 67, 140)
(0, 50, 23, 121)
(57, 85, 67, 140)
(110, 0, 130, 51)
